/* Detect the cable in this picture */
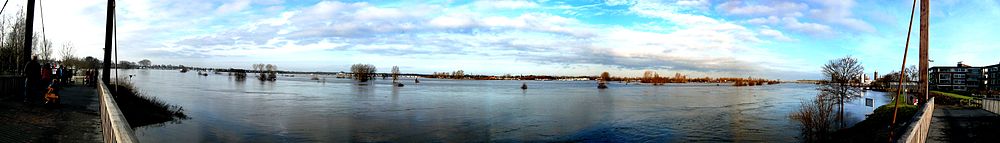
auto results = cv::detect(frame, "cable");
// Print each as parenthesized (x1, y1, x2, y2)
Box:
(889, 0, 918, 141)
(0, 0, 7, 16)
(114, 0, 118, 86)
(38, 0, 46, 60)
(0, 0, 8, 51)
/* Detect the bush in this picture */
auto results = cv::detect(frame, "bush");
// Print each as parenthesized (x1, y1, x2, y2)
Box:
(110, 77, 187, 127)
(350, 64, 376, 82)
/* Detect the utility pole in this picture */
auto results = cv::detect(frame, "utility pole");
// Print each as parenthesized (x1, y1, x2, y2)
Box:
(22, 0, 34, 69)
(103, 0, 114, 84)
(919, 0, 930, 101)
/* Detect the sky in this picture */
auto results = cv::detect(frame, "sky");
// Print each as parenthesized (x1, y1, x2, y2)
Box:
(8, 0, 1000, 80)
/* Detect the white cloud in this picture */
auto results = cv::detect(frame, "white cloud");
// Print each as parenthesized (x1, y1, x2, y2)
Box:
(759, 28, 795, 41)
(217, 0, 252, 14)
(745, 16, 780, 25)
(111, 0, 814, 78)
(781, 17, 834, 36)
(808, 0, 875, 33)
(717, 1, 808, 17)
(474, 0, 540, 9)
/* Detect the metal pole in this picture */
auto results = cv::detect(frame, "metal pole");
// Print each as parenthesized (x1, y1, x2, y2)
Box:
(103, 0, 113, 84)
(919, 0, 930, 102)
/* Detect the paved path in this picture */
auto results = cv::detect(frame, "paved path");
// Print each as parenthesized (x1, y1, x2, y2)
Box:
(926, 105, 1000, 143)
(0, 85, 103, 143)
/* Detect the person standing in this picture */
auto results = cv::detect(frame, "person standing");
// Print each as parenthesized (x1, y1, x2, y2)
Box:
(24, 56, 40, 103)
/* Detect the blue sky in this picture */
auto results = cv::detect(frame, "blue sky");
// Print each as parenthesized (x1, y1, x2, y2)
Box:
(21, 0, 1000, 80)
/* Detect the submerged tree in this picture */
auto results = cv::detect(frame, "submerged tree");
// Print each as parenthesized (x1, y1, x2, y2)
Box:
(138, 59, 151, 67)
(351, 64, 376, 82)
(598, 72, 610, 89)
(251, 64, 278, 81)
(790, 95, 836, 141)
(391, 66, 400, 83)
(808, 56, 865, 130)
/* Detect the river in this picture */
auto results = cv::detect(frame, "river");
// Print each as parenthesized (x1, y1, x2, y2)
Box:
(119, 69, 891, 142)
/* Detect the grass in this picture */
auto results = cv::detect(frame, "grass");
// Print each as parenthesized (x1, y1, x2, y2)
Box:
(109, 77, 187, 128)
(930, 91, 976, 107)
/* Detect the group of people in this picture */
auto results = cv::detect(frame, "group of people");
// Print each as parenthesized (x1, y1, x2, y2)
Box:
(23, 56, 74, 105)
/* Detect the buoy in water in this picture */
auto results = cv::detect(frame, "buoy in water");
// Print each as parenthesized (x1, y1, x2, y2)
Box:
(521, 83, 528, 90)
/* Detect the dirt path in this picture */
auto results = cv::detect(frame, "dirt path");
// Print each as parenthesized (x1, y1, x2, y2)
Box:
(0, 85, 103, 143)
(926, 105, 1000, 143)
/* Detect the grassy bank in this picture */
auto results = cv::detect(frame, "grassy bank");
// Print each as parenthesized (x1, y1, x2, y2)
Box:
(109, 77, 187, 128)
(831, 93, 918, 142)
(930, 91, 976, 107)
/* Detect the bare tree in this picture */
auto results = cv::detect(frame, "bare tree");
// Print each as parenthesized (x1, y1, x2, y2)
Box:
(600, 72, 610, 81)
(391, 66, 400, 83)
(817, 56, 865, 129)
(351, 64, 376, 82)
(34, 36, 52, 61)
(0, 11, 30, 74)
(60, 42, 75, 61)
(642, 70, 654, 83)
(452, 70, 464, 79)
(822, 56, 865, 84)
(598, 72, 610, 89)
(790, 96, 836, 141)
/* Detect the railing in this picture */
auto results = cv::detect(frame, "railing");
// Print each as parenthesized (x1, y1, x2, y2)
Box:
(98, 80, 139, 143)
(898, 97, 935, 143)
(980, 98, 1000, 115)
(0, 75, 24, 98)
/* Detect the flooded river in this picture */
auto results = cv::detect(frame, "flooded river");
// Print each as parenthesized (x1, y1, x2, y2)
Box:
(120, 69, 891, 142)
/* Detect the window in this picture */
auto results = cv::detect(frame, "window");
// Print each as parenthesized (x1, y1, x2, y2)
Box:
(955, 74, 966, 79)
(941, 73, 952, 80)
(955, 80, 965, 84)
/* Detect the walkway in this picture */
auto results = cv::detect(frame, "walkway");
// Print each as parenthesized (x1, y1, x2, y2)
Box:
(926, 105, 1000, 143)
(0, 85, 103, 142)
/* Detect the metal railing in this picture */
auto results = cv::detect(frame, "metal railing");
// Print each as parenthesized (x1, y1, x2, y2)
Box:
(98, 80, 139, 143)
(898, 97, 935, 143)
(980, 98, 1000, 115)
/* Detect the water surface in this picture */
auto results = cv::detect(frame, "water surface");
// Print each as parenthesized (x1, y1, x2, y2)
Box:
(122, 69, 891, 142)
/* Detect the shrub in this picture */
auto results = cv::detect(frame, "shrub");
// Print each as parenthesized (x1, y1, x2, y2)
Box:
(110, 77, 187, 127)
(931, 91, 975, 106)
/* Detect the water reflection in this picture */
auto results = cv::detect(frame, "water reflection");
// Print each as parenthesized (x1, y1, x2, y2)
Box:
(122, 70, 890, 142)
(791, 84, 879, 141)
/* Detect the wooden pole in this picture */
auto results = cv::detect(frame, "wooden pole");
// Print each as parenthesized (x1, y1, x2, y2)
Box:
(103, 0, 114, 84)
(919, 0, 930, 102)
(22, 0, 34, 69)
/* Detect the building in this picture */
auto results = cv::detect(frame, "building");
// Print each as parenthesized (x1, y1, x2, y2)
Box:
(929, 62, 985, 91)
(987, 63, 1000, 91)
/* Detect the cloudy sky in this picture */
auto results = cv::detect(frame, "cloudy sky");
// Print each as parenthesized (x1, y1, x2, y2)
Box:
(11, 0, 1000, 80)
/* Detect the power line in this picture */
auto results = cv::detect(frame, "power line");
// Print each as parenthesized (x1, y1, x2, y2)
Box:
(114, 0, 118, 85)
(0, 0, 8, 17)
(38, 0, 46, 59)
(0, 0, 8, 48)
